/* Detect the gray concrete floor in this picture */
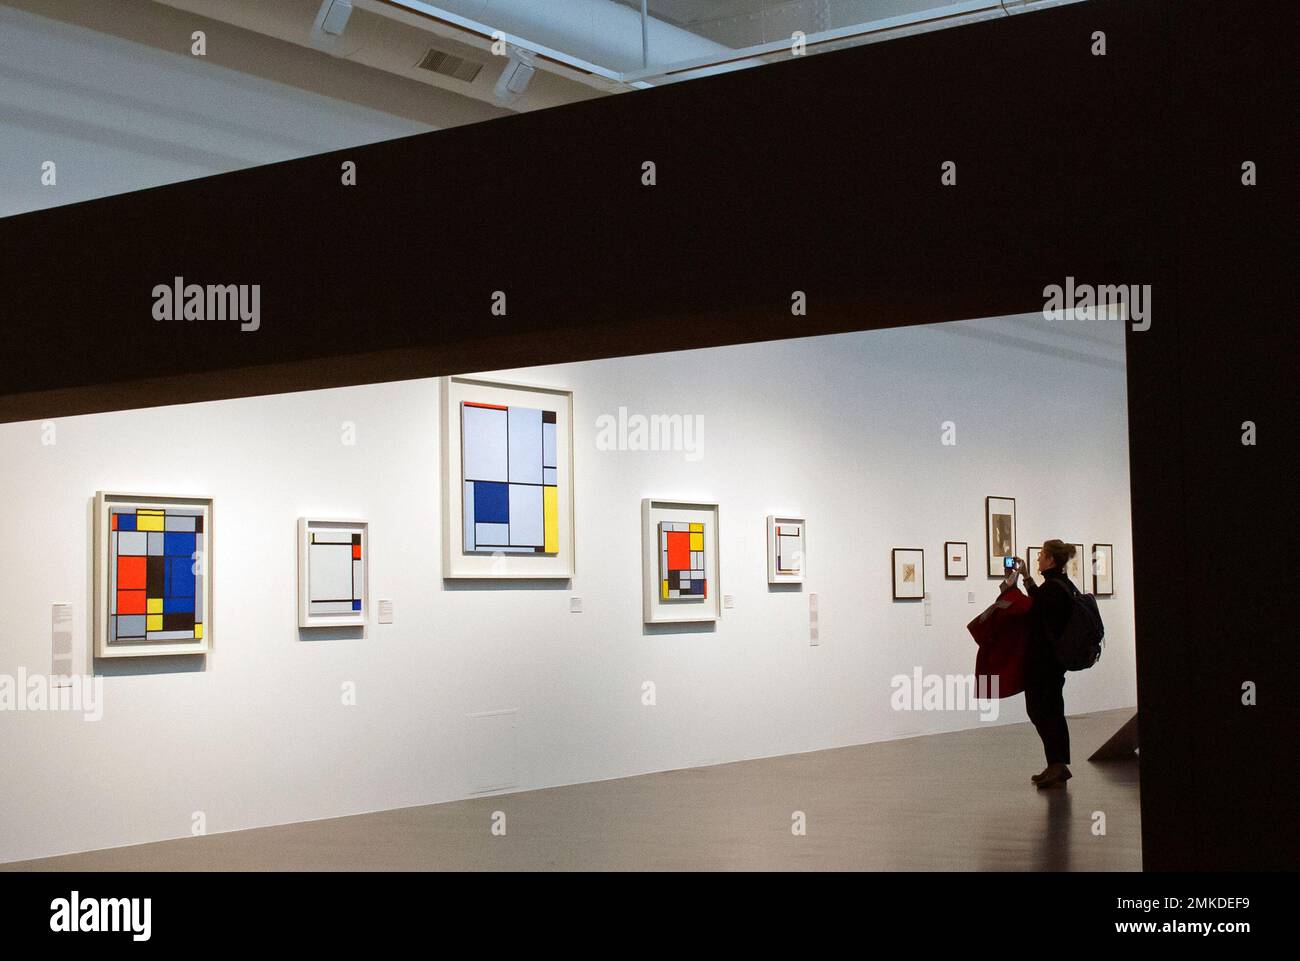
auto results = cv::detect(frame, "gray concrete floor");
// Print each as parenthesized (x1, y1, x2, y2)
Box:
(4, 708, 1140, 871)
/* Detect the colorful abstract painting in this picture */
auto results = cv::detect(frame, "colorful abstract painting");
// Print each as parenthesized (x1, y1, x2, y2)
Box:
(108, 506, 204, 643)
(659, 521, 706, 600)
(775, 524, 802, 576)
(307, 530, 363, 616)
(461, 402, 559, 554)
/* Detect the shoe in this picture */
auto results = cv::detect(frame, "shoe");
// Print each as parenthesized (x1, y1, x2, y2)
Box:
(1036, 764, 1073, 789)
(1030, 767, 1051, 783)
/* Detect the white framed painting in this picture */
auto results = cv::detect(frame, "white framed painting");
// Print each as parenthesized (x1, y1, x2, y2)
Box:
(642, 498, 721, 624)
(766, 515, 805, 584)
(892, 548, 925, 600)
(1092, 543, 1114, 596)
(298, 518, 368, 628)
(440, 376, 575, 579)
(985, 495, 1016, 576)
(94, 491, 212, 658)
(944, 541, 968, 578)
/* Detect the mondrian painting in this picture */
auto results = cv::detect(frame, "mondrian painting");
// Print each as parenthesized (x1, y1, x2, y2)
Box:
(307, 529, 364, 617)
(108, 505, 205, 644)
(775, 523, 803, 576)
(461, 402, 559, 554)
(659, 521, 707, 600)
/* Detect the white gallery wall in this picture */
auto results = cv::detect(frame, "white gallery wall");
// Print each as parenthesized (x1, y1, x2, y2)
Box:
(0, 311, 1136, 862)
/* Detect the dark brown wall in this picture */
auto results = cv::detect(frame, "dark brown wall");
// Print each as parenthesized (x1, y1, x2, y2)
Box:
(2, 0, 1294, 869)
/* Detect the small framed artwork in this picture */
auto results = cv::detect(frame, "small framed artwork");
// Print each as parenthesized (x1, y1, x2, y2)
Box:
(440, 375, 575, 579)
(892, 548, 925, 600)
(298, 518, 368, 628)
(766, 515, 805, 584)
(944, 541, 968, 578)
(985, 496, 1016, 576)
(94, 491, 212, 658)
(1092, 543, 1114, 596)
(1026, 545, 1042, 576)
(642, 499, 721, 624)
(1067, 542, 1087, 592)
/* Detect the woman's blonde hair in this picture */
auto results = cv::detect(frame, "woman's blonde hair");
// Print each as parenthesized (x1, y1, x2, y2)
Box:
(1042, 539, 1076, 569)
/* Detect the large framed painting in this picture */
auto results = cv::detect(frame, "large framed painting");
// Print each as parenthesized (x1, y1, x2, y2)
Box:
(441, 376, 574, 579)
(892, 548, 925, 600)
(1067, 542, 1087, 592)
(94, 492, 212, 658)
(642, 499, 721, 623)
(1092, 543, 1114, 596)
(298, 518, 368, 628)
(766, 515, 805, 584)
(985, 496, 1016, 576)
(944, 541, 968, 578)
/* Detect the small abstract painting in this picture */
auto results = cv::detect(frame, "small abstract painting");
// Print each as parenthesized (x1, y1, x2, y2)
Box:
(766, 515, 806, 584)
(659, 521, 707, 600)
(461, 402, 558, 555)
(1092, 543, 1114, 596)
(299, 519, 368, 628)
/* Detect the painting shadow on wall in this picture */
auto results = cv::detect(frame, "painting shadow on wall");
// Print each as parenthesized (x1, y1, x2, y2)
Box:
(442, 579, 570, 592)
(94, 654, 206, 677)
(767, 583, 803, 594)
(298, 626, 364, 643)
(642, 621, 716, 637)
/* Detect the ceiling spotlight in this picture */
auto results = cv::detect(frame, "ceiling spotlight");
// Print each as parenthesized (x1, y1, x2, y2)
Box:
(494, 45, 537, 104)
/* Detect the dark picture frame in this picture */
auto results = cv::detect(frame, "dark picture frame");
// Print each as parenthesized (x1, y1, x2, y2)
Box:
(985, 495, 1016, 577)
(1092, 543, 1114, 596)
(892, 548, 925, 600)
(944, 541, 968, 578)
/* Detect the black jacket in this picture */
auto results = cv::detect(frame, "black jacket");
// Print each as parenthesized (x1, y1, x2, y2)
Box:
(1024, 568, 1072, 667)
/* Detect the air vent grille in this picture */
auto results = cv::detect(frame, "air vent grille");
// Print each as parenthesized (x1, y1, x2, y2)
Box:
(416, 48, 483, 83)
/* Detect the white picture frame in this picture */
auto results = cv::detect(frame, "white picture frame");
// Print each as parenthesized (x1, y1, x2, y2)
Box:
(298, 518, 368, 628)
(93, 491, 212, 658)
(944, 541, 968, 578)
(440, 376, 575, 579)
(766, 515, 805, 584)
(642, 498, 721, 624)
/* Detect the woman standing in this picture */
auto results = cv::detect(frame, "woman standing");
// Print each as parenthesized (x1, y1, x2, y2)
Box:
(1014, 540, 1076, 789)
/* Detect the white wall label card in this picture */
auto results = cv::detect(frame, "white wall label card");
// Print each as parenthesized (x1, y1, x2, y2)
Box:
(378, 599, 394, 624)
(569, 596, 583, 613)
(51, 603, 73, 684)
(809, 593, 819, 646)
(723, 594, 734, 610)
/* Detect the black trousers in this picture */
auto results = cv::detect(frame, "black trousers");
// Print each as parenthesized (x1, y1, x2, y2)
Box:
(1025, 639, 1071, 765)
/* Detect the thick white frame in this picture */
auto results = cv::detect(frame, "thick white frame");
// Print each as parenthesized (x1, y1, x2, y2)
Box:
(642, 498, 721, 624)
(298, 517, 368, 628)
(441, 376, 575, 579)
(93, 491, 212, 658)
(766, 515, 805, 584)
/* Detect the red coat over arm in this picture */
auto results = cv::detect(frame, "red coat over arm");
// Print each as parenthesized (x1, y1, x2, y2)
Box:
(967, 587, 1032, 699)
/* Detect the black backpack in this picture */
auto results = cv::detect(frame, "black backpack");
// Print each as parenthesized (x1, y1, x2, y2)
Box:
(1044, 577, 1105, 670)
